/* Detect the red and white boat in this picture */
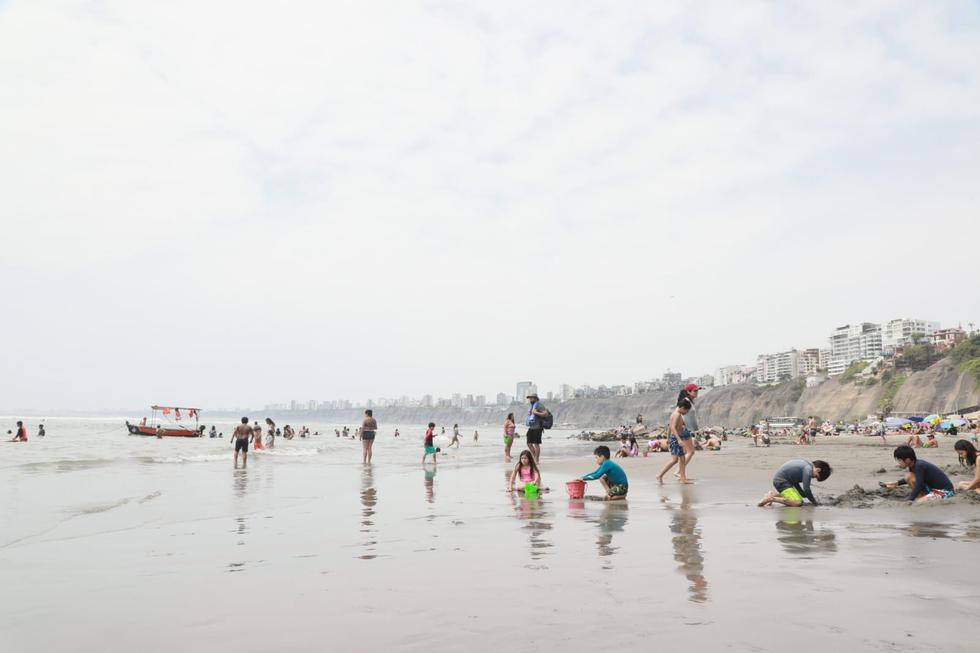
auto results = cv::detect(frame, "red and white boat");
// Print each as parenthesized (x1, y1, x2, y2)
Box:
(126, 405, 204, 437)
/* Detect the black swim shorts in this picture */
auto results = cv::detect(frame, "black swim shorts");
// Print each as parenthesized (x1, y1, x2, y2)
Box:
(526, 428, 543, 445)
(361, 431, 376, 441)
(235, 438, 249, 453)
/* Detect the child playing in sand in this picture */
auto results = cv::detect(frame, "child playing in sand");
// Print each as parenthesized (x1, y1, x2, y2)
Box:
(885, 445, 954, 503)
(422, 422, 440, 464)
(656, 399, 693, 484)
(758, 459, 832, 507)
(579, 445, 629, 500)
(509, 449, 545, 493)
(954, 440, 980, 493)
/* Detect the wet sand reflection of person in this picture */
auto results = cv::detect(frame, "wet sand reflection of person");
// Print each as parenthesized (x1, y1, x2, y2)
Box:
(508, 473, 553, 562)
(665, 487, 708, 603)
(360, 465, 377, 559)
(424, 467, 436, 504)
(772, 510, 836, 556)
(590, 502, 629, 565)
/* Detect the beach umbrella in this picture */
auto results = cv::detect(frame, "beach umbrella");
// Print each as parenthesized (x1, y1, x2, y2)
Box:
(949, 418, 968, 427)
(939, 420, 952, 430)
(924, 414, 942, 425)
(908, 416, 924, 423)
(885, 417, 911, 428)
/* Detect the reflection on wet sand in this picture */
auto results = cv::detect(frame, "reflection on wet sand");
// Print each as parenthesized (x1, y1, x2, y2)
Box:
(232, 468, 248, 499)
(774, 511, 837, 556)
(509, 491, 553, 563)
(666, 488, 708, 603)
(424, 466, 436, 504)
(360, 465, 377, 559)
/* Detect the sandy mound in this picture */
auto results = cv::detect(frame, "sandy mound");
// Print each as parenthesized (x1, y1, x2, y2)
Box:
(826, 484, 980, 508)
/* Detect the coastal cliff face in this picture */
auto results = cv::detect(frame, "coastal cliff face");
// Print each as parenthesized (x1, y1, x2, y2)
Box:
(695, 359, 978, 427)
(254, 361, 978, 430)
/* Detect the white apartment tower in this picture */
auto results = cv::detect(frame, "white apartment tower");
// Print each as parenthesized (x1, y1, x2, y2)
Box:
(882, 318, 939, 351)
(827, 323, 883, 376)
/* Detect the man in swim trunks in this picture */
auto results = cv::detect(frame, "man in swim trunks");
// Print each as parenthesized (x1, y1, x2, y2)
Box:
(758, 459, 832, 507)
(233, 417, 251, 467)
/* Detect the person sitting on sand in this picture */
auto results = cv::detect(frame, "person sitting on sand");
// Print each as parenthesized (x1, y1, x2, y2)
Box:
(509, 449, 546, 493)
(907, 433, 923, 448)
(885, 445, 954, 503)
(954, 440, 980, 493)
(656, 398, 693, 484)
(758, 459, 832, 507)
(704, 434, 721, 450)
(579, 445, 628, 501)
(923, 433, 939, 448)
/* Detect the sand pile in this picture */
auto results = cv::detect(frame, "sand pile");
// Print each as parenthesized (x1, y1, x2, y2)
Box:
(826, 484, 980, 508)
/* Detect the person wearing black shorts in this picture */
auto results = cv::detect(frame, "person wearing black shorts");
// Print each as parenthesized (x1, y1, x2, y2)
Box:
(232, 417, 251, 467)
(524, 393, 548, 462)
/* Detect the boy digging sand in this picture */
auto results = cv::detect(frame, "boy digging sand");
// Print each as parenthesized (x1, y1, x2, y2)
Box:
(580, 445, 629, 501)
(758, 459, 832, 507)
(884, 445, 954, 503)
(656, 398, 693, 484)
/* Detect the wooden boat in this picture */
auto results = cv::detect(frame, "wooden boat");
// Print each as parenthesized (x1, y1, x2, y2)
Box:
(126, 405, 203, 437)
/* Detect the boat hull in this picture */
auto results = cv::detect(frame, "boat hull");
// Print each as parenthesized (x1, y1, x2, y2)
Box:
(126, 423, 200, 437)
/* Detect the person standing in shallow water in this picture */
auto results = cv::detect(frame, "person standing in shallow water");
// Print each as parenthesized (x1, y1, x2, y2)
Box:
(503, 413, 516, 462)
(232, 417, 251, 467)
(251, 421, 263, 450)
(361, 409, 378, 464)
(524, 393, 548, 462)
(265, 418, 276, 449)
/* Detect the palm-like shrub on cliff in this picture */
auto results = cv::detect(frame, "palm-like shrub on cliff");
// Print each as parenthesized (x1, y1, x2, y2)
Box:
(895, 343, 937, 371)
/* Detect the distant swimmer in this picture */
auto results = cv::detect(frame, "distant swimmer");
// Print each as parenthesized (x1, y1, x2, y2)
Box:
(10, 421, 27, 442)
(252, 421, 264, 450)
(232, 417, 251, 467)
(474, 430, 479, 443)
(209, 425, 218, 438)
(394, 429, 400, 438)
(38, 423, 46, 438)
(155, 425, 164, 439)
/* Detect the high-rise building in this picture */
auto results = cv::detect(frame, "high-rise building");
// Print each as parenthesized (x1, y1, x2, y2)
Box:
(882, 318, 939, 351)
(495, 392, 510, 406)
(559, 384, 574, 402)
(827, 323, 882, 375)
(716, 365, 752, 386)
(421, 394, 434, 408)
(475, 395, 486, 407)
(756, 350, 800, 385)
(515, 381, 534, 402)
(662, 370, 682, 388)
(800, 349, 822, 376)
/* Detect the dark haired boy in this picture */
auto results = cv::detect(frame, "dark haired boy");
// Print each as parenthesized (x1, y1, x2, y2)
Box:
(758, 459, 832, 507)
(580, 445, 629, 500)
(422, 422, 440, 464)
(656, 398, 693, 484)
(885, 445, 953, 503)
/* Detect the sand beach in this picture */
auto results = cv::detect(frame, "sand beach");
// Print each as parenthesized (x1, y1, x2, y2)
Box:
(2, 420, 978, 652)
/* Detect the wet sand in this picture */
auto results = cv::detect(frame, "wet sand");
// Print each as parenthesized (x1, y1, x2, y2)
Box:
(2, 427, 979, 652)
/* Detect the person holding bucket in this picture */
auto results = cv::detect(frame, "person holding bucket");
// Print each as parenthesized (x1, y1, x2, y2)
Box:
(578, 445, 629, 501)
(508, 450, 545, 495)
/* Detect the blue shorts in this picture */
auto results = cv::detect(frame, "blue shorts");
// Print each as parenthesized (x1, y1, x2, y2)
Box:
(679, 429, 691, 441)
(667, 433, 684, 457)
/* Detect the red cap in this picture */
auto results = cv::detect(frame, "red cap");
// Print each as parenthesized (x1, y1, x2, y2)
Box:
(684, 383, 703, 392)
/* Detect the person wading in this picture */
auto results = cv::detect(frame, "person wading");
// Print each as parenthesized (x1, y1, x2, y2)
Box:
(361, 409, 378, 464)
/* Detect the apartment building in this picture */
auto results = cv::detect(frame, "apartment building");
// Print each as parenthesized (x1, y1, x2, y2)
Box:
(827, 323, 883, 376)
(882, 318, 939, 351)
(756, 350, 800, 385)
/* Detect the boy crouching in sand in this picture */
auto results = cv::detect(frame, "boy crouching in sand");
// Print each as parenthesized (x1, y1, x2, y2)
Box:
(758, 459, 832, 507)
(580, 445, 629, 501)
(884, 445, 954, 503)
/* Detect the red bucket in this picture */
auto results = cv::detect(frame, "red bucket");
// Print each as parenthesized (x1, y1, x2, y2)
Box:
(566, 479, 586, 499)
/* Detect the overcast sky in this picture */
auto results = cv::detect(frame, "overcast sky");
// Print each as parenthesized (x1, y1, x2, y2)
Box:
(1, 1, 979, 411)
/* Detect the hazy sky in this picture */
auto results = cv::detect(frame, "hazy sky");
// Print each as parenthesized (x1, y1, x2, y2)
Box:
(2, 1, 979, 410)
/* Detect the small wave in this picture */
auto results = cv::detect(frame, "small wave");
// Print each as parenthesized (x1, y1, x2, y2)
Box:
(253, 448, 321, 457)
(150, 454, 229, 464)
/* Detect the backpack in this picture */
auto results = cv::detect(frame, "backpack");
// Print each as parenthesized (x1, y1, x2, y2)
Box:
(539, 410, 554, 430)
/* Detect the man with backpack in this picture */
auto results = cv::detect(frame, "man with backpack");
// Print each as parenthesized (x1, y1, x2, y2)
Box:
(524, 393, 551, 462)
